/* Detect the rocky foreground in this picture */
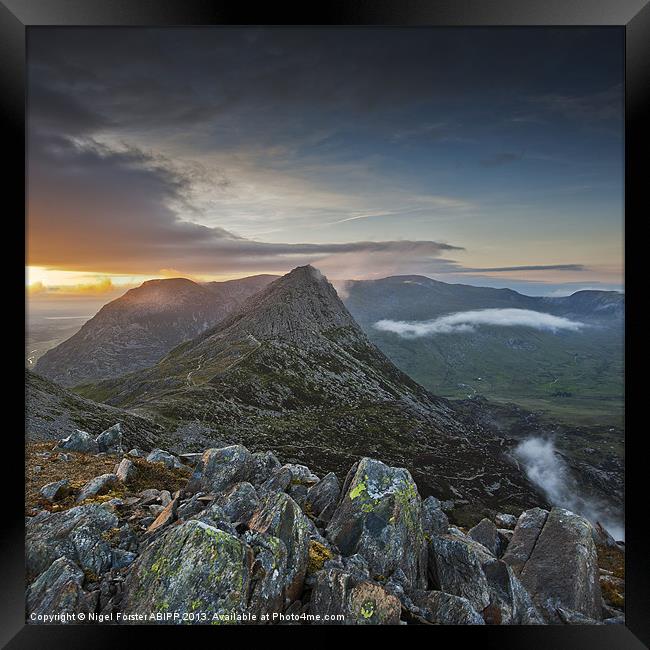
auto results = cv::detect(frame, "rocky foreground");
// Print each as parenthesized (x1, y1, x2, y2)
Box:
(26, 424, 624, 626)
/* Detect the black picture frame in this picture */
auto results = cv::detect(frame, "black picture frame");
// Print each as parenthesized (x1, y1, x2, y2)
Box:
(4, 0, 646, 647)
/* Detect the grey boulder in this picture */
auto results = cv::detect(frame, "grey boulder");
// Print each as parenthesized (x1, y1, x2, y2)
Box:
(411, 589, 485, 625)
(39, 479, 70, 503)
(468, 518, 502, 557)
(250, 451, 282, 486)
(187, 445, 253, 493)
(115, 458, 137, 484)
(504, 507, 602, 623)
(26, 504, 118, 579)
(56, 430, 99, 454)
(428, 533, 542, 624)
(95, 423, 123, 453)
(26, 557, 96, 621)
(421, 496, 449, 537)
(495, 513, 518, 529)
(146, 448, 183, 470)
(216, 482, 259, 525)
(501, 507, 549, 576)
(248, 491, 310, 602)
(305, 472, 340, 524)
(76, 474, 118, 503)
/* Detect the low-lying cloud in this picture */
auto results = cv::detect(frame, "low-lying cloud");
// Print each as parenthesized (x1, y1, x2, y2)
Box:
(514, 437, 623, 541)
(374, 308, 585, 337)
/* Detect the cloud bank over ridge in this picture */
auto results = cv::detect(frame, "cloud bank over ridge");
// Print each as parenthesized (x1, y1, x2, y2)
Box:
(374, 308, 585, 337)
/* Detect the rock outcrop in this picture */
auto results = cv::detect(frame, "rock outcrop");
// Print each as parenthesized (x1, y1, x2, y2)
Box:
(25, 437, 618, 626)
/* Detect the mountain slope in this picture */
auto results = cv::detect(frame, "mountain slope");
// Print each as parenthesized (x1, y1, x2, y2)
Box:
(36, 275, 277, 386)
(26, 369, 163, 450)
(342, 276, 624, 426)
(75, 266, 545, 512)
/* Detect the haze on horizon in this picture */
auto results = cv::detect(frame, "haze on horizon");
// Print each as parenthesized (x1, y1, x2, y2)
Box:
(27, 27, 624, 303)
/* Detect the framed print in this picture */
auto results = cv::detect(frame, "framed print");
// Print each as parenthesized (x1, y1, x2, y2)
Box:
(2, 0, 647, 647)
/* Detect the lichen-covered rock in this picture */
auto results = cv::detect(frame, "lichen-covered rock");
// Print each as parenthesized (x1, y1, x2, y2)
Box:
(348, 581, 401, 624)
(248, 492, 310, 601)
(305, 472, 340, 524)
(327, 458, 427, 589)
(421, 496, 449, 537)
(76, 473, 118, 503)
(26, 504, 118, 579)
(600, 574, 624, 610)
(468, 518, 501, 557)
(509, 507, 602, 623)
(250, 451, 281, 486)
(245, 531, 289, 619)
(96, 423, 123, 453)
(216, 482, 259, 524)
(26, 557, 96, 621)
(411, 589, 485, 625)
(39, 479, 70, 503)
(115, 458, 137, 484)
(122, 520, 252, 623)
(187, 445, 253, 493)
(56, 429, 99, 454)
(309, 568, 400, 625)
(495, 513, 518, 529)
(146, 448, 183, 470)
(501, 507, 549, 576)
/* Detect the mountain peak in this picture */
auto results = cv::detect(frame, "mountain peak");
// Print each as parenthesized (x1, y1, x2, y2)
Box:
(280, 264, 326, 285)
(208, 265, 360, 343)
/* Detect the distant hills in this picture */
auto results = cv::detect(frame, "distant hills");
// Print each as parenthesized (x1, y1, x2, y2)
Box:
(343, 276, 624, 426)
(35, 272, 624, 428)
(36, 274, 277, 386)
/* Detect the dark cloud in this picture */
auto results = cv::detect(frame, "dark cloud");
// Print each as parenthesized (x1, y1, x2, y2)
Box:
(27, 130, 460, 274)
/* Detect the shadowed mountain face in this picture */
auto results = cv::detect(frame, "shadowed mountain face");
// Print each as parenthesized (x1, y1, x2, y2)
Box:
(75, 266, 545, 512)
(36, 275, 277, 387)
(342, 276, 624, 427)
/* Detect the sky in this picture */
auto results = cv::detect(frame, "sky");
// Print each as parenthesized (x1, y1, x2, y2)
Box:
(27, 27, 624, 303)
